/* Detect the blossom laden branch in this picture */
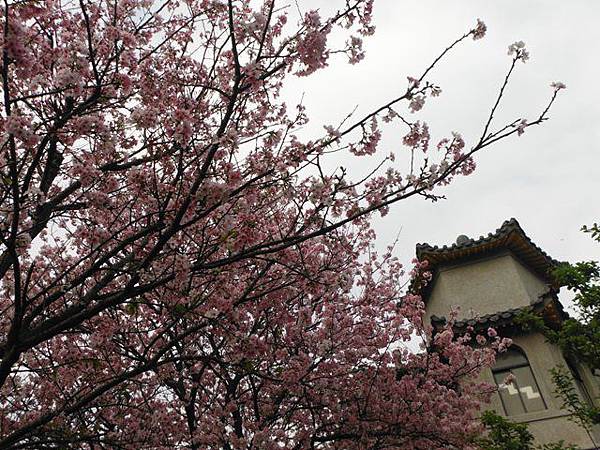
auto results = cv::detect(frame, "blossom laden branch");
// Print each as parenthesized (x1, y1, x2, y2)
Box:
(0, 3, 564, 449)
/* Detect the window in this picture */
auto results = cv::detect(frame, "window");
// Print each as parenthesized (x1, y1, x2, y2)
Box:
(566, 358, 594, 407)
(492, 347, 547, 416)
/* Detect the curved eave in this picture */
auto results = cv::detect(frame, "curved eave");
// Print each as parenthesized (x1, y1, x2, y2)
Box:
(416, 218, 561, 289)
(431, 291, 567, 335)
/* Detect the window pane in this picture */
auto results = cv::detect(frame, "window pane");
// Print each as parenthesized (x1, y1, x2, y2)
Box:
(494, 349, 528, 371)
(492, 347, 547, 416)
(512, 366, 546, 412)
(494, 370, 526, 416)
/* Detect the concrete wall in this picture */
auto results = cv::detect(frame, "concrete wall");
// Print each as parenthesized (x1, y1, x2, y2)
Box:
(425, 252, 547, 324)
(423, 251, 600, 448)
(480, 333, 598, 449)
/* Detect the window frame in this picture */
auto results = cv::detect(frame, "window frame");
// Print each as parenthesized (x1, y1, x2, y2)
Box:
(492, 346, 547, 416)
(566, 357, 595, 407)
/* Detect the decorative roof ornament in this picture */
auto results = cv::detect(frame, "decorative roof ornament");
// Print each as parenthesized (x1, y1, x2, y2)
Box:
(456, 234, 470, 245)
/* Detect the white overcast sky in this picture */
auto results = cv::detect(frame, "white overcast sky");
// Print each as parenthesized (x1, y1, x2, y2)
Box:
(281, 1, 600, 308)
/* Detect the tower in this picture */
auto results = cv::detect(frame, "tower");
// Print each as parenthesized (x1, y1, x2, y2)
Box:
(417, 219, 600, 449)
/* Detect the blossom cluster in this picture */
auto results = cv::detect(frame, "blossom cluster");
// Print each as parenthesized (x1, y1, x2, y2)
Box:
(0, 2, 564, 449)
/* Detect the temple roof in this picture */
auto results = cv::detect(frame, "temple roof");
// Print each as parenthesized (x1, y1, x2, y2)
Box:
(416, 218, 561, 289)
(430, 290, 567, 334)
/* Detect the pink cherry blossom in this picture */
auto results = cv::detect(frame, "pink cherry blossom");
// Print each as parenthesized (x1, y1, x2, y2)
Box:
(409, 94, 426, 112)
(503, 372, 517, 385)
(508, 40, 530, 62)
(0, 1, 564, 448)
(472, 19, 487, 40)
(517, 118, 528, 136)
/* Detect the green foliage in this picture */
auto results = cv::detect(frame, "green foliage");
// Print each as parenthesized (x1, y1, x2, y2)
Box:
(551, 365, 600, 430)
(555, 261, 600, 318)
(514, 309, 548, 333)
(478, 411, 579, 450)
(478, 410, 534, 450)
(516, 260, 600, 371)
(581, 223, 600, 242)
(517, 223, 600, 430)
(538, 442, 580, 450)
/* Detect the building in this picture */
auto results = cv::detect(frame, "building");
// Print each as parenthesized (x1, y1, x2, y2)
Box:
(416, 218, 600, 449)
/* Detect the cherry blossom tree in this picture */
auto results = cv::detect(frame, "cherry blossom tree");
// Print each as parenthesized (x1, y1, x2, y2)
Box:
(0, 1, 563, 448)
